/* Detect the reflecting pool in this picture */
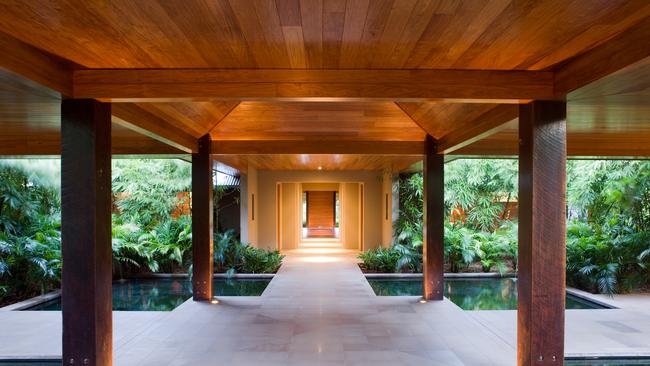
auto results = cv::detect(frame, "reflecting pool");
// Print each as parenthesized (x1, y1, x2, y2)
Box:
(367, 277, 607, 310)
(26, 277, 271, 311)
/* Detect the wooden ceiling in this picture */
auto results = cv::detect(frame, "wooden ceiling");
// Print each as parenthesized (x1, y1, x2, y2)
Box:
(0, 0, 647, 70)
(0, 1, 649, 171)
(215, 154, 421, 173)
(458, 57, 650, 157)
(0, 70, 184, 156)
(211, 102, 425, 141)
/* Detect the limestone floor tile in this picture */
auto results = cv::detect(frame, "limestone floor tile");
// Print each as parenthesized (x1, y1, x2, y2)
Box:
(10, 247, 650, 365)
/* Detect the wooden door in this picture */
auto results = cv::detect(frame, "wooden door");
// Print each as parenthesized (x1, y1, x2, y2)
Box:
(306, 191, 336, 237)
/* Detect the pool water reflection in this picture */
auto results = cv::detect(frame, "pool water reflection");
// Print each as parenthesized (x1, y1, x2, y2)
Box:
(26, 277, 271, 311)
(367, 277, 607, 310)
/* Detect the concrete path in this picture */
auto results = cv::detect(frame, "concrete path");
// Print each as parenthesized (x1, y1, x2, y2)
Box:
(2, 248, 650, 365)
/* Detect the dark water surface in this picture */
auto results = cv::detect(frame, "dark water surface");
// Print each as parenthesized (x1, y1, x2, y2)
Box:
(367, 277, 607, 310)
(26, 278, 271, 311)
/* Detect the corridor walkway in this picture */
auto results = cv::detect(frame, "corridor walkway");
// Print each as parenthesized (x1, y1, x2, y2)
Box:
(114, 248, 515, 365)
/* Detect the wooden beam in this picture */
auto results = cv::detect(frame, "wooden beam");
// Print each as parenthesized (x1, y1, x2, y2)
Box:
(518, 100, 567, 366)
(212, 140, 424, 155)
(0, 31, 73, 96)
(438, 105, 518, 154)
(61, 99, 112, 366)
(555, 17, 650, 95)
(192, 134, 214, 301)
(0, 136, 185, 156)
(73, 69, 555, 101)
(112, 104, 198, 153)
(423, 135, 444, 301)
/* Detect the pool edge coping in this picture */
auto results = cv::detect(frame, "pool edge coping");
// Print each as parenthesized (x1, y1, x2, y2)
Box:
(3, 274, 277, 311)
(0, 290, 61, 311)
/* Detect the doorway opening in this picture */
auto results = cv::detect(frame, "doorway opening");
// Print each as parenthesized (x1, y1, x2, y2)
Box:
(302, 190, 340, 239)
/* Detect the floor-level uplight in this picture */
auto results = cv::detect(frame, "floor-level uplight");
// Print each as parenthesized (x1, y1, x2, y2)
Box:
(211, 299, 220, 304)
(419, 299, 427, 304)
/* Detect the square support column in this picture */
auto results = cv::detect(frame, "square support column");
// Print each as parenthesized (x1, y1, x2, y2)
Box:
(61, 99, 112, 366)
(518, 100, 567, 366)
(192, 134, 214, 301)
(423, 135, 444, 300)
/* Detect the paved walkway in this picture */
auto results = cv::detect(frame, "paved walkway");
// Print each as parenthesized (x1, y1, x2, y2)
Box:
(116, 248, 514, 365)
(2, 248, 650, 365)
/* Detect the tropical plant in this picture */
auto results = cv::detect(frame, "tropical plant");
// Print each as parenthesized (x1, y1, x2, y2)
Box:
(445, 159, 517, 231)
(138, 215, 192, 273)
(357, 247, 401, 273)
(0, 163, 61, 306)
(214, 230, 284, 276)
(444, 223, 480, 273)
(112, 159, 191, 230)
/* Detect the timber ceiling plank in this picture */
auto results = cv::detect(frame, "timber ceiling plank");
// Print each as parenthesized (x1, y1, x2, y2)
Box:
(210, 101, 426, 141)
(438, 105, 518, 154)
(215, 154, 422, 172)
(112, 104, 198, 153)
(555, 17, 650, 95)
(0, 1, 647, 70)
(396, 102, 500, 139)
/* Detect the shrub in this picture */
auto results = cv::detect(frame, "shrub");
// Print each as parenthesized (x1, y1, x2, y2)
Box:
(214, 230, 284, 275)
(357, 247, 401, 273)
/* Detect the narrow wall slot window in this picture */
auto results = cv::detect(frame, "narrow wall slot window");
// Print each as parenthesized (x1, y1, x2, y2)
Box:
(251, 193, 255, 221)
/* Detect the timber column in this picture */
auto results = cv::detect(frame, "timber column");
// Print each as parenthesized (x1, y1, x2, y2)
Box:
(518, 100, 567, 366)
(61, 99, 112, 366)
(192, 134, 214, 301)
(423, 134, 444, 300)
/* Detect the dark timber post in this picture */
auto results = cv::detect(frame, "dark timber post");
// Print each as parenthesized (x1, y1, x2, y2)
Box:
(61, 99, 112, 366)
(518, 100, 567, 366)
(423, 134, 444, 300)
(192, 134, 214, 301)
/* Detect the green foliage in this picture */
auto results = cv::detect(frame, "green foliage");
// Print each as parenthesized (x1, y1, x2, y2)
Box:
(1, 158, 283, 306)
(112, 159, 191, 230)
(214, 230, 284, 276)
(382, 160, 518, 275)
(564, 161, 650, 295)
(0, 163, 61, 305)
(444, 223, 481, 273)
(445, 159, 517, 231)
(394, 173, 423, 248)
(357, 247, 401, 273)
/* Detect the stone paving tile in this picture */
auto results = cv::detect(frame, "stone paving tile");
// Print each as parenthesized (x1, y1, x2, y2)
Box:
(5, 247, 650, 364)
